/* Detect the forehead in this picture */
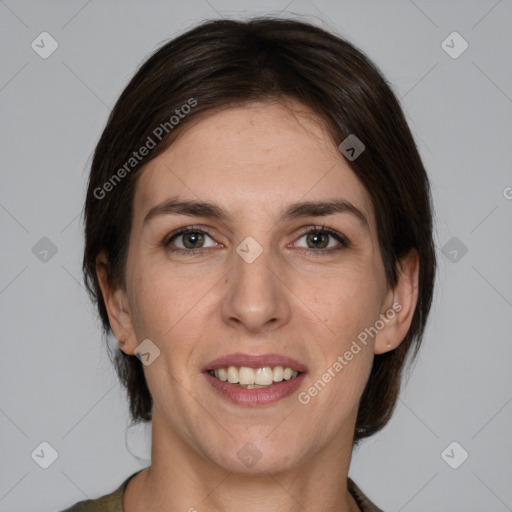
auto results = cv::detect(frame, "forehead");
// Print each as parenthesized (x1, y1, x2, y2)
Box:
(134, 101, 374, 228)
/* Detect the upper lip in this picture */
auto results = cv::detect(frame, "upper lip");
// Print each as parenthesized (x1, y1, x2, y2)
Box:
(204, 352, 308, 373)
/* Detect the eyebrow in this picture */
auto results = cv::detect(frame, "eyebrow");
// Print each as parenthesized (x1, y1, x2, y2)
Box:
(143, 196, 370, 231)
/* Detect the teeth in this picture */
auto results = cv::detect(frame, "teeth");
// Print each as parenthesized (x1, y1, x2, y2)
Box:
(209, 365, 301, 387)
(227, 366, 239, 384)
(283, 367, 293, 380)
(239, 367, 255, 385)
(273, 366, 284, 382)
(255, 367, 273, 385)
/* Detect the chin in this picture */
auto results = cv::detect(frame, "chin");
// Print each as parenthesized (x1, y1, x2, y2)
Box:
(202, 430, 305, 475)
(217, 451, 298, 475)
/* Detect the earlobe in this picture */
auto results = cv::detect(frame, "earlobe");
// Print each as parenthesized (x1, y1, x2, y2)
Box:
(374, 249, 419, 355)
(96, 253, 137, 355)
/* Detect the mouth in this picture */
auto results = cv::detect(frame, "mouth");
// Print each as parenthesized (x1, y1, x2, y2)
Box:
(207, 365, 303, 389)
(202, 353, 307, 405)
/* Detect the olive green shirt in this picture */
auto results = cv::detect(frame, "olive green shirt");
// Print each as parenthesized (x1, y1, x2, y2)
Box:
(61, 471, 384, 511)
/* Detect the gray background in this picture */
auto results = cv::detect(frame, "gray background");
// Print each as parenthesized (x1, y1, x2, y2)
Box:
(1, 1, 511, 511)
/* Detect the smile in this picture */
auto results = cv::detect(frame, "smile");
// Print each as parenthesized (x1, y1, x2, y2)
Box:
(203, 352, 307, 405)
(208, 366, 302, 388)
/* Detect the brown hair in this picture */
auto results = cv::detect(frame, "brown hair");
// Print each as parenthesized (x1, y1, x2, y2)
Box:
(82, 17, 436, 443)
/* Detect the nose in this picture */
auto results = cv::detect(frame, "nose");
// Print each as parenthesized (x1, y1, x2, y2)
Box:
(221, 240, 291, 334)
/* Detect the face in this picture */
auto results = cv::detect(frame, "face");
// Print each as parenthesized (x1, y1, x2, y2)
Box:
(99, 99, 417, 475)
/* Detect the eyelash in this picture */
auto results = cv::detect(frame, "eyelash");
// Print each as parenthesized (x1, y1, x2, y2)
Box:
(162, 225, 350, 257)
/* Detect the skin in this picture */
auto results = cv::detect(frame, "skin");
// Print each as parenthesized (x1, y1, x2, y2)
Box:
(97, 99, 419, 512)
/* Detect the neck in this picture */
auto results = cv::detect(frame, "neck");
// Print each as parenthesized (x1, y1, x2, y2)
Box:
(124, 412, 361, 512)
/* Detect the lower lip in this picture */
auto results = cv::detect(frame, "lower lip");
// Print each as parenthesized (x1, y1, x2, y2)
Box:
(203, 371, 305, 406)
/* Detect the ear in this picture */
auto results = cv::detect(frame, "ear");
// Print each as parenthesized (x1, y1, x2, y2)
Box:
(374, 248, 420, 355)
(96, 252, 137, 355)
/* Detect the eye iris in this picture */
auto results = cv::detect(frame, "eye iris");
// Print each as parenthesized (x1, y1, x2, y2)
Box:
(307, 232, 328, 249)
(178, 231, 333, 250)
(183, 232, 204, 248)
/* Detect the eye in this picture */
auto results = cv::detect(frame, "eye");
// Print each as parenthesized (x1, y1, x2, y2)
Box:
(163, 226, 218, 255)
(293, 226, 349, 254)
(162, 225, 350, 257)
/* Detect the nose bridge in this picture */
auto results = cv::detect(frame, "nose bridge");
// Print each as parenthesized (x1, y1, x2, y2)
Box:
(222, 234, 289, 332)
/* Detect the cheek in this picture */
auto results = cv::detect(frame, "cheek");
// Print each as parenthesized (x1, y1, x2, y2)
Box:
(127, 258, 202, 339)
(296, 340, 374, 438)
(126, 261, 214, 393)
(304, 264, 385, 339)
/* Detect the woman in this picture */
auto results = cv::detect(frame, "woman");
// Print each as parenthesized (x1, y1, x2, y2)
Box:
(63, 16, 436, 512)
